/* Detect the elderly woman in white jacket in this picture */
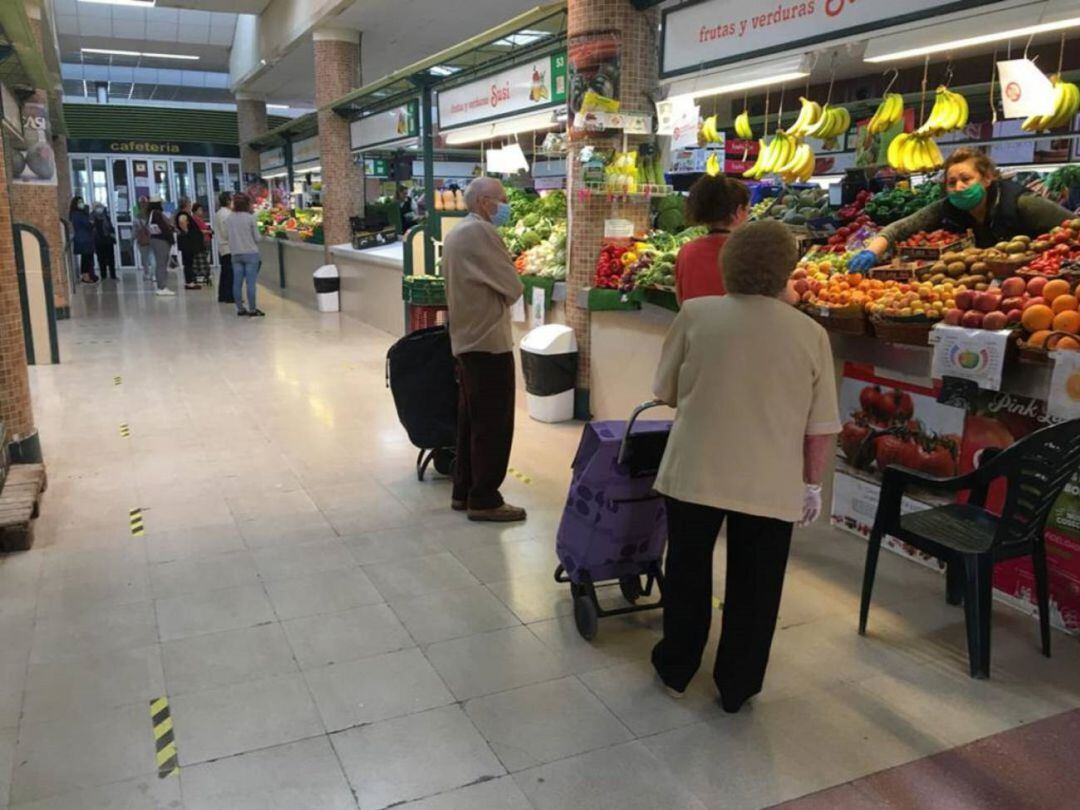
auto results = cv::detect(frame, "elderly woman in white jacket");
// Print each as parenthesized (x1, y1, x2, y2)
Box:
(650, 219, 841, 713)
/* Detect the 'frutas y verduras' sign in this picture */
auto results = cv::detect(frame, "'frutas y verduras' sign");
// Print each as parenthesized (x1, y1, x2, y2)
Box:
(437, 51, 567, 131)
(661, 0, 1007, 76)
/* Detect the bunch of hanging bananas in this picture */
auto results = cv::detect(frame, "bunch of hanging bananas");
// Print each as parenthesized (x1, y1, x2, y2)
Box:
(787, 97, 823, 138)
(915, 87, 969, 136)
(705, 153, 723, 176)
(806, 103, 851, 141)
(742, 131, 815, 182)
(699, 115, 723, 144)
(734, 110, 754, 140)
(866, 93, 905, 135)
(887, 132, 944, 174)
(1021, 76, 1080, 132)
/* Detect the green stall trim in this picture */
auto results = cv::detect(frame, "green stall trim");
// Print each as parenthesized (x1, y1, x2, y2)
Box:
(586, 287, 642, 312)
(520, 276, 556, 310)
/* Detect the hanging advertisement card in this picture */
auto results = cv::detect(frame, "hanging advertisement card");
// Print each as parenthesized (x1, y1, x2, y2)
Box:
(351, 101, 419, 151)
(929, 324, 1012, 391)
(996, 59, 1055, 119)
(568, 35, 620, 129)
(10, 100, 56, 186)
(1047, 351, 1080, 421)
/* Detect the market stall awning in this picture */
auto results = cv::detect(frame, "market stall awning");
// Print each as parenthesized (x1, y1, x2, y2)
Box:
(247, 111, 319, 151)
(329, 2, 567, 120)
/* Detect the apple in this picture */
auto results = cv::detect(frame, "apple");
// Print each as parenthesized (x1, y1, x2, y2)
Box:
(1024, 296, 1046, 310)
(955, 290, 976, 311)
(975, 292, 1002, 313)
(791, 268, 808, 280)
(944, 308, 964, 326)
(1027, 276, 1049, 297)
(983, 311, 1008, 331)
(793, 279, 809, 295)
(1000, 296, 1025, 312)
(1006, 308, 1023, 325)
(961, 310, 985, 328)
(1001, 277, 1026, 298)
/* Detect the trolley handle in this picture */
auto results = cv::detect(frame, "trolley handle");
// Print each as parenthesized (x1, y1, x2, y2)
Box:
(617, 398, 667, 466)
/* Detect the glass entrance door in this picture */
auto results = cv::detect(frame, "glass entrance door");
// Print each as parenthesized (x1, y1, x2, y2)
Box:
(152, 160, 171, 210)
(70, 157, 90, 207)
(172, 160, 193, 208)
(194, 162, 211, 212)
(110, 158, 135, 268)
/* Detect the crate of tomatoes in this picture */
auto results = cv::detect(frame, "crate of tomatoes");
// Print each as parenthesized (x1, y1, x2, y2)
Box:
(896, 229, 972, 262)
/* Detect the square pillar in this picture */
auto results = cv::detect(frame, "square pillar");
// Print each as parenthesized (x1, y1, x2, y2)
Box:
(236, 94, 268, 182)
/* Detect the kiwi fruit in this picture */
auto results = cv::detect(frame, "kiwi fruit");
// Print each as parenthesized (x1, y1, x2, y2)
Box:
(947, 261, 967, 277)
(970, 261, 989, 274)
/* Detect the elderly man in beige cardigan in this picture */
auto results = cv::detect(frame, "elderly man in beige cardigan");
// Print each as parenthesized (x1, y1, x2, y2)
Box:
(650, 220, 841, 712)
(442, 177, 527, 522)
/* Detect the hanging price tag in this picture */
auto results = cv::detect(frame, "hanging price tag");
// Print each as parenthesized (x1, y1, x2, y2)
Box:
(996, 59, 1055, 119)
(531, 287, 547, 329)
(1047, 351, 1080, 420)
(929, 325, 1011, 391)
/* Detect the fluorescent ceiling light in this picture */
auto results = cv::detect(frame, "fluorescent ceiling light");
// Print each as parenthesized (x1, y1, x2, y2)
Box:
(443, 109, 558, 146)
(429, 65, 460, 77)
(686, 71, 808, 100)
(81, 48, 199, 61)
(80, 0, 155, 7)
(866, 16, 1080, 62)
(267, 104, 289, 109)
(493, 30, 548, 48)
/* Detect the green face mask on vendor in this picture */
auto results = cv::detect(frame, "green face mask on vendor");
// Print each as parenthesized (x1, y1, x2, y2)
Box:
(948, 182, 986, 211)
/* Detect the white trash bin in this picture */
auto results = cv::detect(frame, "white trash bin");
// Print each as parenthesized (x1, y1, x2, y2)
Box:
(520, 324, 578, 423)
(313, 265, 340, 312)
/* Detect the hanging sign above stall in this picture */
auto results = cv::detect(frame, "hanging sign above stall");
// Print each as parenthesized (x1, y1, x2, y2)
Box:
(259, 146, 286, 172)
(291, 135, 320, 166)
(364, 158, 391, 178)
(996, 59, 1055, 119)
(660, 0, 1006, 76)
(350, 100, 420, 151)
(438, 51, 567, 131)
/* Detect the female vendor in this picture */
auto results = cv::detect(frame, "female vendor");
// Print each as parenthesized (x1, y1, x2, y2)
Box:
(848, 148, 1074, 272)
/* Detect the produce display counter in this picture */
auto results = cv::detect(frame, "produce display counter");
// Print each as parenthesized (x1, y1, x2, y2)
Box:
(257, 237, 327, 305)
(329, 242, 407, 338)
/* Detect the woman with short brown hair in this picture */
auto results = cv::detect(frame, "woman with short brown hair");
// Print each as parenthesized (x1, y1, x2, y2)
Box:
(651, 220, 841, 712)
(674, 174, 750, 304)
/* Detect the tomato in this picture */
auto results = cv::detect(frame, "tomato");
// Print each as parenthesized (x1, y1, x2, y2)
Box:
(840, 422, 871, 466)
(859, 385, 882, 415)
(896, 392, 915, 421)
(959, 415, 1015, 474)
(874, 435, 907, 471)
(921, 445, 957, 478)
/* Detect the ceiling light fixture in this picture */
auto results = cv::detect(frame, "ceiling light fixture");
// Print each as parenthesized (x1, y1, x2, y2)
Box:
(865, 17, 1080, 62)
(428, 65, 461, 77)
(79, 0, 156, 7)
(81, 48, 199, 61)
(683, 71, 809, 101)
(266, 104, 289, 109)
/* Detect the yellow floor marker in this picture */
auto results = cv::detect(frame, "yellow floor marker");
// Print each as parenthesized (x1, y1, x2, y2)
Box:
(113, 376, 122, 386)
(150, 697, 179, 778)
(508, 467, 532, 485)
(119, 424, 131, 438)
(712, 596, 723, 610)
(129, 508, 145, 537)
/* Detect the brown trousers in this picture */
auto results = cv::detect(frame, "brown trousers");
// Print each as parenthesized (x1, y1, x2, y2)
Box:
(453, 351, 515, 510)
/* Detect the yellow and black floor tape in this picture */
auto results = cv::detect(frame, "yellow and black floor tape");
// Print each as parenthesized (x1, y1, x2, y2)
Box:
(712, 596, 723, 610)
(113, 376, 122, 386)
(119, 424, 131, 438)
(150, 697, 179, 778)
(507, 467, 532, 485)
(129, 508, 145, 537)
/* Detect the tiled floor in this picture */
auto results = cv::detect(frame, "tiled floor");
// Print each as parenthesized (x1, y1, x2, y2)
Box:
(1, 273, 1078, 809)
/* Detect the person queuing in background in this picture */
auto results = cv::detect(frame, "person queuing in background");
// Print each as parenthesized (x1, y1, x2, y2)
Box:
(91, 202, 117, 281)
(674, 174, 750, 304)
(215, 191, 235, 304)
(69, 196, 97, 285)
(174, 197, 201, 290)
(190, 202, 214, 286)
(650, 220, 841, 713)
(848, 148, 1075, 271)
(146, 197, 175, 297)
(133, 196, 154, 281)
(396, 185, 416, 231)
(226, 193, 264, 317)
(442, 176, 526, 523)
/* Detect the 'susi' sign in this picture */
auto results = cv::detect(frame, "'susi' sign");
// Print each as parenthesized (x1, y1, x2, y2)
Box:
(437, 51, 567, 131)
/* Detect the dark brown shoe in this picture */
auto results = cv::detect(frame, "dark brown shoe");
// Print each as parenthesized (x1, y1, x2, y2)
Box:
(467, 503, 527, 522)
(451, 499, 467, 512)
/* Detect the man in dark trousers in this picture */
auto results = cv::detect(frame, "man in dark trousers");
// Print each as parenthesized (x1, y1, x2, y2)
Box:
(442, 177, 526, 522)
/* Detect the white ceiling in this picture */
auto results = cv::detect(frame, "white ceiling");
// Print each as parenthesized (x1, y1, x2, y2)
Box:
(156, 0, 270, 12)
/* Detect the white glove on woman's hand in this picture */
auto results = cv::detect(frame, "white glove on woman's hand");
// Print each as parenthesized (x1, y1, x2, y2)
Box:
(799, 484, 823, 527)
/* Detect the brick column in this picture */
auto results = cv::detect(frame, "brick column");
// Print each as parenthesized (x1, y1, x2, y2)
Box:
(236, 93, 268, 182)
(0, 126, 38, 456)
(9, 5, 69, 319)
(565, 0, 659, 417)
(314, 27, 364, 253)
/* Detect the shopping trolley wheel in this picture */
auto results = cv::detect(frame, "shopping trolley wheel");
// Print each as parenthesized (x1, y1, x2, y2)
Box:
(432, 448, 456, 476)
(619, 575, 643, 604)
(572, 591, 598, 641)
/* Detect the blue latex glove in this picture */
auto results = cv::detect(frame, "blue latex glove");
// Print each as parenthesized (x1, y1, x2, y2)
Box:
(847, 250, 879, 273)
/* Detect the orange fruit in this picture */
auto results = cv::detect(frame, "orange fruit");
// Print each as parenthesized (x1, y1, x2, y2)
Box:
(1042, 279, 1071, 303)
(1052, 294, 1079, 314)
(1066, 372, 1080, 401)
(1028, 330, 1052, 347)
(1021, 304, 1055, 332)
(1054, 336, 1080, 351)
(1053, 311, 1080, 334)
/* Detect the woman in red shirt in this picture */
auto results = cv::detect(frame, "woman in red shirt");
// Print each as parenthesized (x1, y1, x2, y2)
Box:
(675, 175, 750, 304)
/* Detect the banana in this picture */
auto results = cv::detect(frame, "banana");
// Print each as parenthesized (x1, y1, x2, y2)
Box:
(925, 137, 944, 169)
(788, 97, 823, 138)
(887, 132, 909, 171)
(701, 115, 719, 143)
(742, 139, 767, 178)
(901, 136, 923, 173)
(1019, 76, 1080, 132)
(868, 93, 903, 135)
(950, 90, 969, 129)
(779, 142, 815, 183)
(705, 153, 721, 176)
(734, 110, 753, 140)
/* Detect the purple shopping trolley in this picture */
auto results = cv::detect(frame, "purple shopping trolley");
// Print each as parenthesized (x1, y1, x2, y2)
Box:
(554, 400, 671, 639)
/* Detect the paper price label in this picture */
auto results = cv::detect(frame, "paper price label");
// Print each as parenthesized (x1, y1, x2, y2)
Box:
(1048, 351, 1080, 420)
(531, 287, 546, 329)
(929, 325, 1010, 391)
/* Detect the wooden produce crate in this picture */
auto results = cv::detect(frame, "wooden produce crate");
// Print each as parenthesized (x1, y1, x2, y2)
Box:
(897, 236, 973, 262)
(870, 316, 937, 346)
(801, 305, 869, 335)
(870, 262, 920, 282)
